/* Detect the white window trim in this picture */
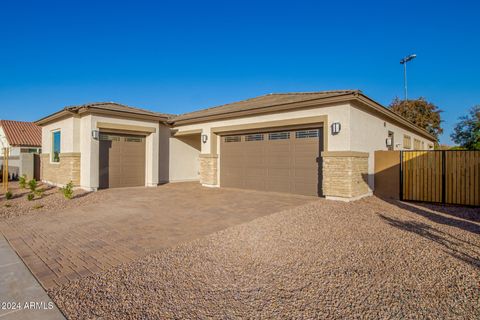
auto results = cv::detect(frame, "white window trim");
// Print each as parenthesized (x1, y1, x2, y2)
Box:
(51, 129, 61, 164)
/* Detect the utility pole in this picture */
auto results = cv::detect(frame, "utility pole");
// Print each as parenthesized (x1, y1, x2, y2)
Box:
(400, 54, 417, 101)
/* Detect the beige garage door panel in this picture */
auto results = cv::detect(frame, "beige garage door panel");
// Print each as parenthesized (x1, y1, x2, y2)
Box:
(220, 128, 323, 196)
(99, 133, 146, 189)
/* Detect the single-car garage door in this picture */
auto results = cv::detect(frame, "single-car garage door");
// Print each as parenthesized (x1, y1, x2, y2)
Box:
(99, 132, 146, 188)
(220, 128, 323, 196)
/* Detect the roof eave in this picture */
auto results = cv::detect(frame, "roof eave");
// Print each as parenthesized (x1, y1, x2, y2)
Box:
(77, 107, 169, 122)
(171, 92, 357, 126)
(9, 143, 42, 148)
(36, 107, 169, 126)
(35, 109, 76, 126)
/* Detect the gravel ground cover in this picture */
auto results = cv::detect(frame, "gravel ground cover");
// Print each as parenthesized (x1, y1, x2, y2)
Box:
(51, 196, 480, 319)
(0, 181, 101, 219)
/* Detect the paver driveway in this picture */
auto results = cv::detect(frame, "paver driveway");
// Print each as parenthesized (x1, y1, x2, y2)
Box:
(0, 183, 315, 289)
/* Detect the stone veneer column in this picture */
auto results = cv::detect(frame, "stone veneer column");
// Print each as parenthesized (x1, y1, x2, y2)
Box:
(322, 151, 370, 201)
(41, 153, 81, 186)
(199, 154, 218, 186)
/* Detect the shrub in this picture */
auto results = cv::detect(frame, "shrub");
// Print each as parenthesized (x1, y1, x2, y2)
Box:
(27, 193, 34, 201)
(19, 175, 27, 188)
(5, 190, 13, 200)
(60, 181, 74, 200)
(28, 179, 38, 192)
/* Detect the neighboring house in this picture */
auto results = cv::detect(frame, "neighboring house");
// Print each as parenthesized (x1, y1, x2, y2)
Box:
(0, 120, 42, 178)
(35, 90, 435, 201)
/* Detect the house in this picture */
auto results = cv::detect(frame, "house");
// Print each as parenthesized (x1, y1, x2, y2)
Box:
(35, 90, 435, 201)
(0, 120, 42, 179)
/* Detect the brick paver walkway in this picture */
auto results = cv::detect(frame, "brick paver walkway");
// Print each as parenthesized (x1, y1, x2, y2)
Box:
(0, 183, 314, 289)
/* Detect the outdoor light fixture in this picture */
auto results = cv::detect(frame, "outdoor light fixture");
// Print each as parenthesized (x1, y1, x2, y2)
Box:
(400, 54, 417, 101)
(386, 137, 393, 147)
(201, 134, 208, 144)
(331, 122, 341, 135)
(92, 129, 99, 140)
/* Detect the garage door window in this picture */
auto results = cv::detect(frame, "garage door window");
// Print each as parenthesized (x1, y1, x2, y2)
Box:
(99, 133, 120, 141)
(268, 132, 290, 140)
(224, 136, 241, 143)
(295, 130, 319, 139)
(125, 137, 143, 142)
(245, 134, 264, 141)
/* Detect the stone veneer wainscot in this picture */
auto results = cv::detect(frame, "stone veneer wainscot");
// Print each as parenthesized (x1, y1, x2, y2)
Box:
(322, 151, 370, 200)
(41, 153, 81, 186)
(199, 154, 218, 186)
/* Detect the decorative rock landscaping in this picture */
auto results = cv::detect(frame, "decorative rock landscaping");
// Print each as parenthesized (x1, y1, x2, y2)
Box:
(50, 196, 480, 319)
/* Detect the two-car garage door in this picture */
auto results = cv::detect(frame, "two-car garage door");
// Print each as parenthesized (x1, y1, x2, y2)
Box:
(220, 128, 323, 196)
(99, 132, 146, 188)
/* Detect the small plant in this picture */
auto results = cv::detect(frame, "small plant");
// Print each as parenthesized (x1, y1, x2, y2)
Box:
(28, 179, 38, 192)
(27, 193, 35, 201)
(4, 203, 11, 208)
(5, 191, 13, 200)
(34, 188, 44, 198)
(60, 181, 74, 199)
(19, 175, 27, 188)
(33, 204, 44, 210)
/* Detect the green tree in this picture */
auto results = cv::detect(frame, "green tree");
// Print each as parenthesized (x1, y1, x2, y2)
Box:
(389, 97, 443, 141)
(450, 105, 480, 150)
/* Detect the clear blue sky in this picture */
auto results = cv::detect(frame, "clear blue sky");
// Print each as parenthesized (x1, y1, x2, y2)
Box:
(1, 0, 479, 145)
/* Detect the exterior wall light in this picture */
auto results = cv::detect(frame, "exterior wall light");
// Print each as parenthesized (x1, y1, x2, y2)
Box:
(331, 122, 341, 135)
(92, 130, 99, 140)
(201, 134, 208, 144)
(386, 137, 393, 147)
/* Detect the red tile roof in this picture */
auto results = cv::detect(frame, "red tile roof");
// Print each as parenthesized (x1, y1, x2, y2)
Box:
(0, 120, 42, 147)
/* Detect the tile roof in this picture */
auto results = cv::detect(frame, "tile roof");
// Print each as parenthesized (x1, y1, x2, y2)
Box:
(0, 120, 42, 147)
(65, 102, 169, 118)
(170, 90, 360, 122)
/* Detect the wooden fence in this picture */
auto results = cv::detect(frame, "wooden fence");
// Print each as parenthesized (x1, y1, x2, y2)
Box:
(401, 150, 480, 206)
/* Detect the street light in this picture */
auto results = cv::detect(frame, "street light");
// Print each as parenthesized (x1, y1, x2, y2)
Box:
(400, 54, 417, 101)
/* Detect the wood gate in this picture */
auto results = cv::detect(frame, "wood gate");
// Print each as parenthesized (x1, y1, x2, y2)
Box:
(400, 150, 480, 206)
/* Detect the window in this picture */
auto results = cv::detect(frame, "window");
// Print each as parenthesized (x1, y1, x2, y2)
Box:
(403, 135, 412, 149)
(52, 131, 61, 162)
(414, 138, 422, 150)
(245, 134, 264, 141)
(99, 133, 120, 141)
(224, 135, 241, 143)
(295, 130, 319, 139)
(125, 137, 143, 142)
(268, 132, 290, 140)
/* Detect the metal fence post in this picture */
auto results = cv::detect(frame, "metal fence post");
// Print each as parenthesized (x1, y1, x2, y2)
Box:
(399, 151, 403, 201)
(442, 151, 446, 204)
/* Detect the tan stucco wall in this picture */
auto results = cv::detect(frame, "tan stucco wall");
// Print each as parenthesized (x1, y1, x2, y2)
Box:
(41, 114, 162, 191)
(41, 117, 80, 156)
(349, 103, 436, 190)
(169, 135, 200, 182)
